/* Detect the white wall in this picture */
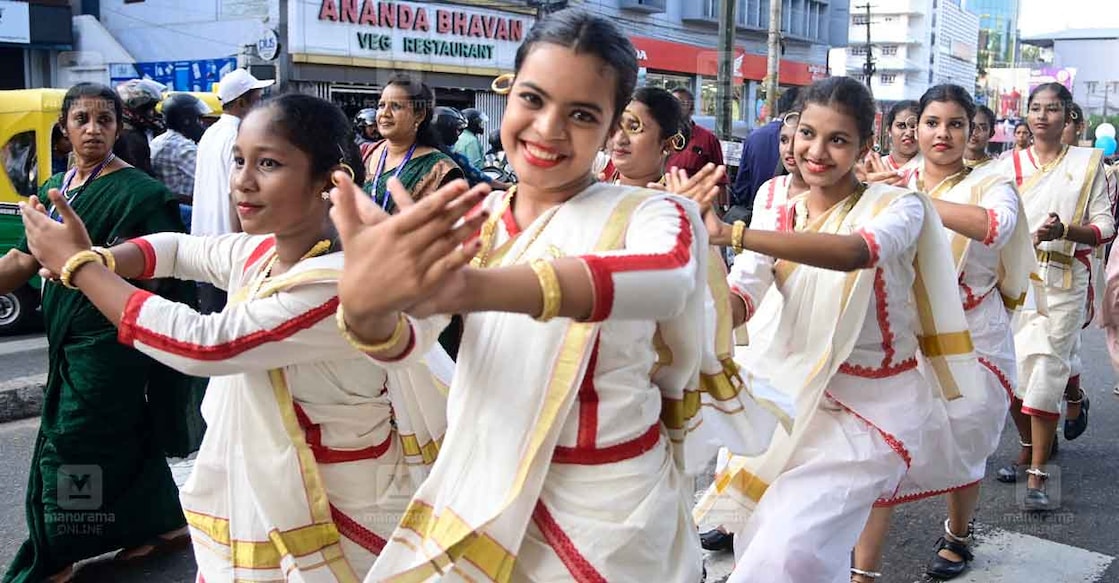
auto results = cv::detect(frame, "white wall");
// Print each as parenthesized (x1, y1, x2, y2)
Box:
(100, 0, 278, 62)
(1051, 38, 1119, 117)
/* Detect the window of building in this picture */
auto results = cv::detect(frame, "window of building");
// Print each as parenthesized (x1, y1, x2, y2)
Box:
(880, 74, 897, 84)
(700, 77, 744, 120)
(851, 46, 868, 56)
(881, 45, 898, 56)
(853, 14, 869, 25)
(884, 16, 896, 22)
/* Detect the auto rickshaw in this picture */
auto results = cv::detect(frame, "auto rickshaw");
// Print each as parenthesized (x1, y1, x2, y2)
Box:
(0, 88, 66, 334)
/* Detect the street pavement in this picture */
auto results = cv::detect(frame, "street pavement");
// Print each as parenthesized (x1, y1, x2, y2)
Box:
(0, 330, 1117, 581)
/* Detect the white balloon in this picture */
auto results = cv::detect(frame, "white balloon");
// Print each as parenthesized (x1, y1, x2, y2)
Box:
(1096, 123, 1117, 139)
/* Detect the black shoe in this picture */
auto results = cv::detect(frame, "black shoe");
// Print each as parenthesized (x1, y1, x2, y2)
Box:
(1023, 487, 1053, 512)
(699, 528, 734, 552)
(996, 463, 1022, 483)
(926, 536, 974, 580)
(1065, 396, 1090, 441)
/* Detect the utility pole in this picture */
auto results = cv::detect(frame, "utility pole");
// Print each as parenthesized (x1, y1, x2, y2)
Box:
(716, 0, 736, 140)
(764, 0, 784, 122)
(855, 3, 875, 94)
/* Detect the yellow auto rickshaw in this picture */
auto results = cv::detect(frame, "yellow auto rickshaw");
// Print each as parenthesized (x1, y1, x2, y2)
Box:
(0, 88, 65, 333)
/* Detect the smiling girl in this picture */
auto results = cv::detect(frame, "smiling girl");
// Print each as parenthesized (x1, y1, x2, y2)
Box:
(994, 82, 1115, 510)
(330, 9, 774, 582)
(685, 77, 980, 582)
(19, 94, 457, 581)
(851, 84, 1034, 582)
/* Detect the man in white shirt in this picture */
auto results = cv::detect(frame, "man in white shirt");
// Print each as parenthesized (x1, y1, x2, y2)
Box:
(192, 68, 273, 313)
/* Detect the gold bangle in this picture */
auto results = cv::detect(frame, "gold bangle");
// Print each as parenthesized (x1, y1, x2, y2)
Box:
(59, 249, 104, 289)
(335, 306, 409, 354)
(91, 246, 116, 273)
(731, 220, 747, 254)
(529, 259, 562, 322)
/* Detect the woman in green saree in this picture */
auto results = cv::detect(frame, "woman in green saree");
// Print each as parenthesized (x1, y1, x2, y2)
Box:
(0, 83, 202, 583)
(360, 74, 464, 212)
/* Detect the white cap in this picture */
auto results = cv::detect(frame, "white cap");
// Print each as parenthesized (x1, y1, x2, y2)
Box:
(217, 69, 275, 104)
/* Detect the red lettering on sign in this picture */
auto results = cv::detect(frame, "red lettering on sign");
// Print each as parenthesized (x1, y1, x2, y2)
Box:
(510, 19, 523, 42)
(319, 0, 338, 21)
(379, 1, 394, 27)
(453, 11, 467, 36)
(414, 7, 429, 32)
(494, 18, 507, 41)
(468, 14, 484, 38)
(359, 0, 376, 25)
(399, 4, 414, 30)
(340, 0, 358, 23)
(436, 9, 451, 34)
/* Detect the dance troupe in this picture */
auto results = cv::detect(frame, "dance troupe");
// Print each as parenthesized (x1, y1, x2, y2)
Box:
(9, 8, 1118, 583)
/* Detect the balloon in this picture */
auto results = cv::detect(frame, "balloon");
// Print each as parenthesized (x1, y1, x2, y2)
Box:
(1096, 123, 1117, 139)
(1095, 135, 1118, 157)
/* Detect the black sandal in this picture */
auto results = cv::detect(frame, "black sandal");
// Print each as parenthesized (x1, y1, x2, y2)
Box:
(996, 440, 1031, 483)
(1064, 390, 1090, 441)
(1023, 468, 1054, 512)
(925, 519, 975, 580)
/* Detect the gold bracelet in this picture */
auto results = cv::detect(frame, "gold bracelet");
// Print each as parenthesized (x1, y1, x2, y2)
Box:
(59, 249, 104, 289)
(335, 306, 409, 354)
(731, 220, 747, 254)
(91, 246, 116, 273)
(529, 259, 562, 322)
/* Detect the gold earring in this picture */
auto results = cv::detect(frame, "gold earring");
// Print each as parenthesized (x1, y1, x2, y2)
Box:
(491, 73, 514, 95)
(332, 163, 356, 186)
(669, 132, 687, 151)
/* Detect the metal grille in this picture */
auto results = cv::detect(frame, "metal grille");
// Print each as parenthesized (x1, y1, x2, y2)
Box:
(473, 91, 508, 151)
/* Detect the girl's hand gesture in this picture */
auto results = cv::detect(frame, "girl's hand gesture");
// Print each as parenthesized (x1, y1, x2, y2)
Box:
(329, 173, 490, 323)
(20, 189, 94, 274)
(659, 163, 727, 215)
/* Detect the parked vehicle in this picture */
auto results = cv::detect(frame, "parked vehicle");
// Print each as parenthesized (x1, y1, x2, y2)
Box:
(0, 89, 67, 333)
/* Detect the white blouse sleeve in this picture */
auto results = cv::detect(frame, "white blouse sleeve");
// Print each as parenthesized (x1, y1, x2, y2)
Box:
(578, 196, 701, 321)
(978, 181, 1020, 249)
(855, 193, 925, 267)
(130, 232, 268, 290)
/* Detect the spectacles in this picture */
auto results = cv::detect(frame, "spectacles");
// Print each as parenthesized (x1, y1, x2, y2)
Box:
(973, 123, 990, 133)
(894, 116, 918, 130)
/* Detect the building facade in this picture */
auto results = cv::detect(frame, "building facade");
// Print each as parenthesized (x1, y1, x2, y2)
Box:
(0, 0, 75, 90)
(96, 0, 851, 138)
(962, 0, 1019, 71)
(1023, 29, 1119, 118)
(837, 0, 978, 104)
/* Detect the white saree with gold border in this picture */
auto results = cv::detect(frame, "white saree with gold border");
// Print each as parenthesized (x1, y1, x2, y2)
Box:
(367, 183, 775, 582)
(904, 164, 1035, 488)
(996, 146, 1115, 416)
(693, 184, 981, 579)
(117, 233, 451, 582)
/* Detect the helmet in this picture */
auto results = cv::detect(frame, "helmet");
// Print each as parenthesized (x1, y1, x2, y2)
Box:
(462, 108, 488, 133)
(354, 108, 377, 128)
(116, 79, 166, 113)
(161, 93, 211, 142)
(431, 107, 467, 147)
(116, 79, 167, 132)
